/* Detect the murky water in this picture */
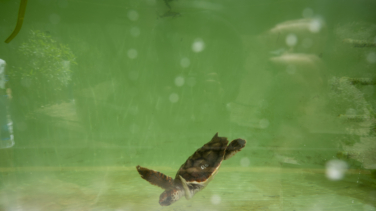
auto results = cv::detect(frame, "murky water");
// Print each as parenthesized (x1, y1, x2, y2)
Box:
(0, 0, 375, 210)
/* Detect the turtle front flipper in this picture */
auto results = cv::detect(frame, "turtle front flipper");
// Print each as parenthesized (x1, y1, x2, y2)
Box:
(136, 165, 174, 189)
(224, 138, 246, 160)
(179, 175, 192, 200)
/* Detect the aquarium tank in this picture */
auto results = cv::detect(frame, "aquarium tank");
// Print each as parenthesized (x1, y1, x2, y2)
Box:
(0, 0, 375, 210)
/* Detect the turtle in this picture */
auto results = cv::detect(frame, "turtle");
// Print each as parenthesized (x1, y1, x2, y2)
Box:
(136, 133, 246, 206)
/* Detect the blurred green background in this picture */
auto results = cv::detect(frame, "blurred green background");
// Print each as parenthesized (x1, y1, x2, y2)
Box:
(0, 0, 375, 210)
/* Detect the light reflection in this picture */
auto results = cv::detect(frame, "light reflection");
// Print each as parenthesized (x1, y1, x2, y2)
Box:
(210, 194, 221, 205)
(128, 10, 139, 21)
(366, 52, 376, 63)
(286, 34, 298, 47)
(302, 8, 314, 18)
(169, 93, 179, 103)
(174, 76, 185, 87)
(127, 49, 138, 59)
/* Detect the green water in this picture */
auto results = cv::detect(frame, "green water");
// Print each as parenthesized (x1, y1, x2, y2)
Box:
(0, 0, 376, 210)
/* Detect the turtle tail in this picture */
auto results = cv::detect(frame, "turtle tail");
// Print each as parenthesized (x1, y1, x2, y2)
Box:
(136, 165, 174, 189)
(224, 138, 246, 160)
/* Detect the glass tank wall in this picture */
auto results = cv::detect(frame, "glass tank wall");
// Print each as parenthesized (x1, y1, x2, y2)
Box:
(0, 0, 375, 210)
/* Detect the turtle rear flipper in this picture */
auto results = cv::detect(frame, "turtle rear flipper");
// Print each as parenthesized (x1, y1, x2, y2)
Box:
(136, 165, 174, 189)
(224, 138, 246, 160)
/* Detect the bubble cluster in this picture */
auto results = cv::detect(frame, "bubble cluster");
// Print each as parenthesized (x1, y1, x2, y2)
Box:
(128, 10, 139, 21)
(192, 38, 205, 52)
(325, 160, 348, 181)
(127, 49, 138, 59)
(286, 34, 297, 47)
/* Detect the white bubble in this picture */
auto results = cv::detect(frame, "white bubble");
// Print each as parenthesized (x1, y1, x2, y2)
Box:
(286, 34, 297, 47)
(302, 38, 313, 48)
(286, 64, 296, 74)
(211, 194, 221, 205)
(326, 160, 348, 181)
(187, 77, 196, 87)
(127, 49, 138, 59)
(366, 52, 376, 63)
(180, 57, 190, 68)
(49, 13, 61, 24)
(302, 8, 314, 18)
(309, 19, 322, 33)
(192, 38, 205, 52)
(129, 70, 139, 80)
(240, 157, 250, 167)
(174, 76, 185, 87)
(130, 27, 140, 37)
(169, 93, 179, 103)
(128, 10, 139, 21)
(259, 118, 269, 129)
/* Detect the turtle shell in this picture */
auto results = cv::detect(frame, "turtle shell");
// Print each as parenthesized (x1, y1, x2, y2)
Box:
(175, 133, 228, 185)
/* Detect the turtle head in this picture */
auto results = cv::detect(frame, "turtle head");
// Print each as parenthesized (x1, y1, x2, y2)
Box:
(159, 188, 183, 206)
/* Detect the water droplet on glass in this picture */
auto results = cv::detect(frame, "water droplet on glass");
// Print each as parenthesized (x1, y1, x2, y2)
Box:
(169, 93, 179, 103)
(325, 160, 348, 181)
(187, 77, 196, 87)
(180, 57, 190, 68)
(302, 38, 313, 48)
(366, 52, 376, 63)
(127, 49, 138, 59)
(240, 157, 250, 167)
(309, 19, 322, 33)
(259, 118, 269, 129)
(286, 34, 297, 47)
(130, 27, 140, 37)
(49, 13, 61, 24)
(192, 38, 205, 52)
(302, 8, 314, 18)
(211, 194, 221, 205)
(286, 64, 296, 75)
(174, 76, 185, 87)
(128, 10, 139, 21)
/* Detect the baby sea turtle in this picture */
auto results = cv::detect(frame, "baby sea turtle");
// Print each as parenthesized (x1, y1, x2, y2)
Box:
(136, 133, 246, 206)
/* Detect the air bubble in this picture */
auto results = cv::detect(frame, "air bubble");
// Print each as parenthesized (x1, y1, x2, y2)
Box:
(240, 157, 250, 167)
(169, 93, 179, 103)
(325, 160, 348, 181)
(286, 64, 296, 74)
(192, 38, 205, 52)
(130, 27, 140, 37)
(180, 57, 190, 68)
(127, 49, 138, 59)
(211, 194, 221, 205)
(128, 10, 139, 21)
(366, 52, 376, 63)
(174, 76, 185, 87)
(302, 8, 314, 18)
(49, 14, 61, 24)
(286, 34, 297, 47)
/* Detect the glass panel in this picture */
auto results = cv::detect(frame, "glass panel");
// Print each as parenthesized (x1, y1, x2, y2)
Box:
(0, 0, 375, 210)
